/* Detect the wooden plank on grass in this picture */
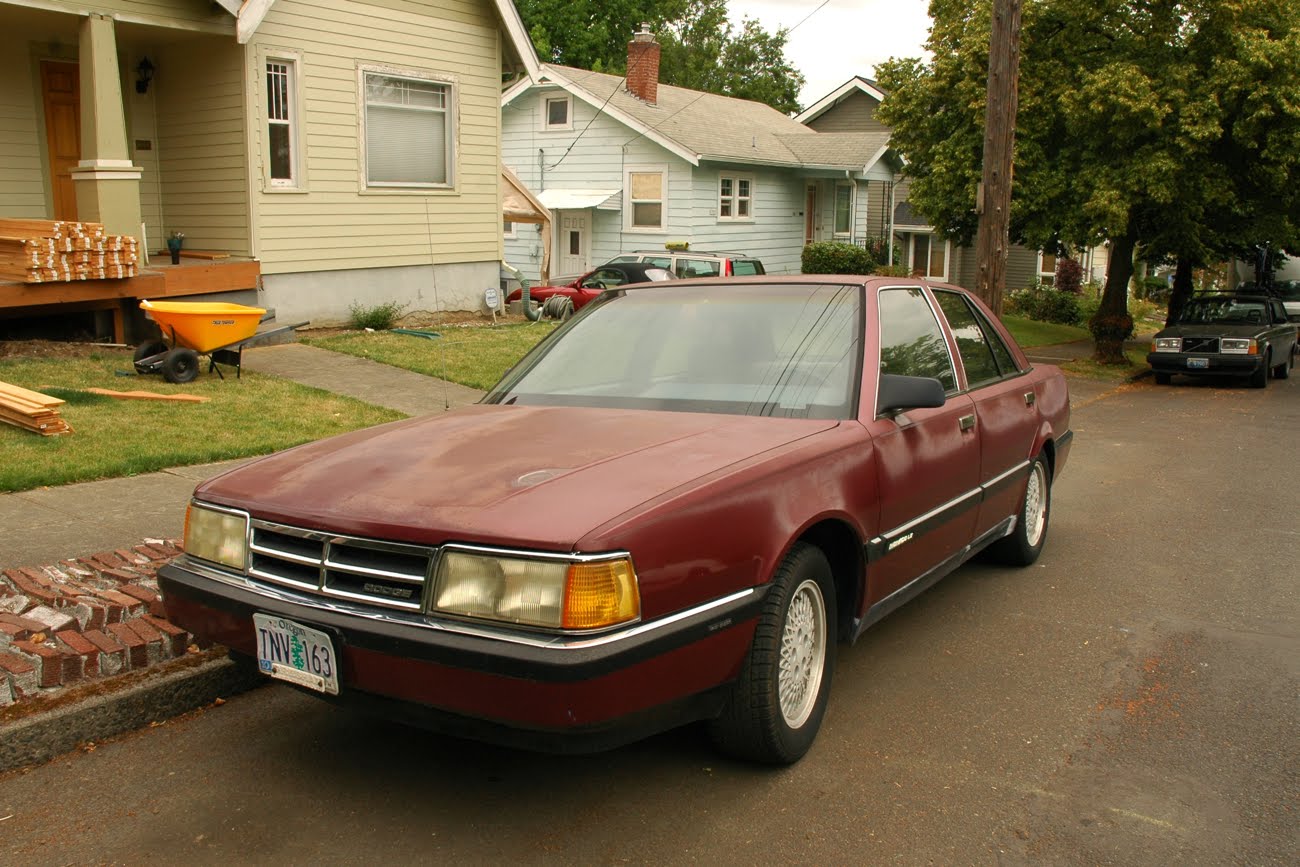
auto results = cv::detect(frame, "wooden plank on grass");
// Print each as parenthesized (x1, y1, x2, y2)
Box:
(0, 380, 66, 407)
(85, 388, 210, 403)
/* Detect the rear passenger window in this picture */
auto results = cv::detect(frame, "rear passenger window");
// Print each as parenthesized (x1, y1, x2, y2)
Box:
(731, 259, 763, 276)
(878, 288, 957, 391)
(934, 291, 1002, 387)
(642, 256, 672, 269)
(677, 258, 721, 277)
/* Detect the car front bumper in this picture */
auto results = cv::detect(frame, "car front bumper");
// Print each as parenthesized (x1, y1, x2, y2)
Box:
(158, 558, 762, 753)
(1146, 353, 1267, 377)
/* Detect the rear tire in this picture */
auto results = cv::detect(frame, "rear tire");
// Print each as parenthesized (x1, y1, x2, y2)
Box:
(708, 542, 836, 765)
(1250, 352, 1269, 389)
(162, 347, 200, 384)
(987, 453, 1051, 566)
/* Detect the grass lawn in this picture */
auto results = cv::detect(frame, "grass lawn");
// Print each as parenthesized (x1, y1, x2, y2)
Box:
(1000, 315, 1090, 348)
(303, 321, 558, 391)
(1060, 348, 1150, 381)
(0, 350, 402, 493)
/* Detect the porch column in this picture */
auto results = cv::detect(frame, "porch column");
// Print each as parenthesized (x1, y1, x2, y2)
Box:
(70, 13, 142, 237)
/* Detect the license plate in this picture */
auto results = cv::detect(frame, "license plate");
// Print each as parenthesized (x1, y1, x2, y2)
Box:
(1187, 357, 1209, 369)
(253, 613, 339, 695)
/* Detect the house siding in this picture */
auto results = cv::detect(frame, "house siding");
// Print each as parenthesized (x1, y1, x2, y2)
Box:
(155, 38, 250, 254)
(246, 0, 504, 276)
(0, 38, 47, 219)
(804, 90, 890, 135)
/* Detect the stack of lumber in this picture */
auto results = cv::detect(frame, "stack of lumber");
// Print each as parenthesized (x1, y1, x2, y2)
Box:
(0, 380, 72, 436)
(0, 218, 139, 283)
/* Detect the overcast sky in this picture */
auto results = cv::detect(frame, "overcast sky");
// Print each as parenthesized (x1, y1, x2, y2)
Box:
(725, 0, 933, 110)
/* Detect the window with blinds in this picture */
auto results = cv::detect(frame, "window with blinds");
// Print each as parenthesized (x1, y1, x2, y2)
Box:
(364, 72, 452, 187)
(625, 167, 665, 230)
(266, 60, 297, 186)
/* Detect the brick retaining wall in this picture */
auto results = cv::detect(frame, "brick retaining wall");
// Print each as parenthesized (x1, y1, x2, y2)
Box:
(0, 542, 194, 707)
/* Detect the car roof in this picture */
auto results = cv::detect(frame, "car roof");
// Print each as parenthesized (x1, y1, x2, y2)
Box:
(626, 250, 757, 259)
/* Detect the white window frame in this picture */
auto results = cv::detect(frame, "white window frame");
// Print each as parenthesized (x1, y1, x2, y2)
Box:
(262, 50, 305, 191)
(833, 182, 854, 237)
(908, 232, 951, 281)
(503, 219, 517, 239)
(357, 63, 456, 192)
(718, 173, 754, 221)
(623, 164, 668, 232)
(1037, 250, 1057, 284)
(541, 93, 573, 131)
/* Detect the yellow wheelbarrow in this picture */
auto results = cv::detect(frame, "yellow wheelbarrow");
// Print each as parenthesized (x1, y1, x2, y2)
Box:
(134, 300, 304, 383)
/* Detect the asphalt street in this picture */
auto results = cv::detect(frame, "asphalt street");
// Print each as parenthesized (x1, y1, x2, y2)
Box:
(2, 372, 1296, 865)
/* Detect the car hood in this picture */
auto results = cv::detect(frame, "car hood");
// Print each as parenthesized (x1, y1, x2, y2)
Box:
(195, 404, 838, 550)
(1155, 323, 1275, 338)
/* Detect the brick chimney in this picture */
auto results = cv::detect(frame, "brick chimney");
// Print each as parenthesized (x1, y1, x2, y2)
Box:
(625, 23, 660, 105)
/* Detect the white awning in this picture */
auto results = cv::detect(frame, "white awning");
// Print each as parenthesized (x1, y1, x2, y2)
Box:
(537, 189, 620, 210)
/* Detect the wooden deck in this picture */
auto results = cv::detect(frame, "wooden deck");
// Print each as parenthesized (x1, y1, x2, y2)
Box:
(0, 258, 260, 342)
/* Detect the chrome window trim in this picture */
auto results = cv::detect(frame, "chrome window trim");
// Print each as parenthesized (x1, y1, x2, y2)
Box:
(177, 553, 753, 651)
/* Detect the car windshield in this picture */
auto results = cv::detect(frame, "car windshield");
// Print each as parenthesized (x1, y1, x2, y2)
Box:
(1175, 298, 1269, 325)
(487, 283, 862, 418)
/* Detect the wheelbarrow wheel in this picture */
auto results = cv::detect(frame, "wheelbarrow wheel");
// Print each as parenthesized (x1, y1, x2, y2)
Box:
(132, 340, 168, 372)
(162, 348, 200, 384)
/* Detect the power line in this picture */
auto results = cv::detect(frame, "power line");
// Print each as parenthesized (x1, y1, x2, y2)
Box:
(780, 0, 832, 35)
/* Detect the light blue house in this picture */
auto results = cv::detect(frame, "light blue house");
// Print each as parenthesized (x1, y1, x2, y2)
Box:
(501, 26, 895, 285)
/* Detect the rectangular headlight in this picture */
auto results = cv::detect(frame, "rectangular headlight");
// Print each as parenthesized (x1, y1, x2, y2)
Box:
(432, 550, 640, 631)
(184, 502, 249, 571)
(1220, 338, 1256, 354)
(1152, 337, 1182, 352)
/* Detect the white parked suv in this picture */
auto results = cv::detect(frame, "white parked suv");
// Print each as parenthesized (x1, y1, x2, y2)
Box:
(604, 250, 766, 278)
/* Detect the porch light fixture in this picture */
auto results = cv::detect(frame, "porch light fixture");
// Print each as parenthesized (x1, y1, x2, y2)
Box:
(135, 57, 155, 94)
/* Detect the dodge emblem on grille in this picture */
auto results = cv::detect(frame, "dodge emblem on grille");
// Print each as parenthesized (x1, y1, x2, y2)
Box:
(362, 583, 415, 600)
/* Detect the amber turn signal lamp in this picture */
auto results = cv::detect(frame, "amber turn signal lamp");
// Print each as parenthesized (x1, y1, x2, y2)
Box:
(562, 559, 640, 630)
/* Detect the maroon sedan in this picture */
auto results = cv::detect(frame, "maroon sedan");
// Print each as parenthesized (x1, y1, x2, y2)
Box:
(504, 262, 675, 310)
(160, 277, 1071, 764)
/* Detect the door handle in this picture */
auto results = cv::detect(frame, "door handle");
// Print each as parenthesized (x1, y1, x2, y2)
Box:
(959, 414, 976, 432)
(1023, 391, 1036, 406)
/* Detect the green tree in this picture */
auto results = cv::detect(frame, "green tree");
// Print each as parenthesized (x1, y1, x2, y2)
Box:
(518, 0, 804, 114)
(877, 0, 1300, 362)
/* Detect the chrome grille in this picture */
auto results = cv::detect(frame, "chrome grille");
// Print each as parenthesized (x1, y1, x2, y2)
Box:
(248, 520, 434, 612)
(1182, 336, 1219, 353)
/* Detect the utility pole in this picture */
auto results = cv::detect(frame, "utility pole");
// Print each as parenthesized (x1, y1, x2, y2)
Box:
(973, 0, 1023, 315)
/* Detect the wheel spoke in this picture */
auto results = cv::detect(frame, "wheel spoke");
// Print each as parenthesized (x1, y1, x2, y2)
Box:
(778, 580, 825, 728)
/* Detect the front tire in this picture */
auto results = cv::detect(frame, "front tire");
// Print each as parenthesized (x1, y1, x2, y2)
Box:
(1250, 352, 1269, 388)
(988, 453, 1051, 566)
(1153, 372, 1172, 385)
(709, 542, 836, 765)
(162, 347, 200, 384)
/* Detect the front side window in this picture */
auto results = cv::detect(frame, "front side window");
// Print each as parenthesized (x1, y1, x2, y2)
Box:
(834, 184, 853, 235)
(487, 283, 862, 418)
(266, 59, 299, 186)
(364, 71, 452, 188)
(719, 175, 752, 220)
(626, 167, 666, 230)
(877, 287, 956, 392)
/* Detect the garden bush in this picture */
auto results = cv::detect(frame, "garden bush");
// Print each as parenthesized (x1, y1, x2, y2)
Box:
(801, 241, 877, 275)
(1004, 284, 1082, 324)
(348, 299, 408, 330)
(1054, 257, 1083, 294)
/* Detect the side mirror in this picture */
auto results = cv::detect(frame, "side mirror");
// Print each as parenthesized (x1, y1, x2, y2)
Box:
(877, 374, 947, 416)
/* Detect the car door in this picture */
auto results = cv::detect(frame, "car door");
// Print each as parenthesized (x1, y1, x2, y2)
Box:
(861, 286, 981, 607)
(932, 289, 1040, 540)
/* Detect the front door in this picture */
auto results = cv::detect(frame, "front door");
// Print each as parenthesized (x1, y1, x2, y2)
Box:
(556, 210, 590, 276)
(40, 61, 80, 221)
(804, 186, 818, 244)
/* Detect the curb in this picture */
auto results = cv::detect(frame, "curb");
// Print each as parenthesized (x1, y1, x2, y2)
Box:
(0, 651, 263, 773)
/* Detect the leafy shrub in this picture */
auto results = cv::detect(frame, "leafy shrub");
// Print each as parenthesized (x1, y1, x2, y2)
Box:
(348, 300, 408, 330)
(1055, 257, 1083, 294)
(872, 264, 913, 277)
(1004, 284, 1082, 324)
(801, 241, 877, 275)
